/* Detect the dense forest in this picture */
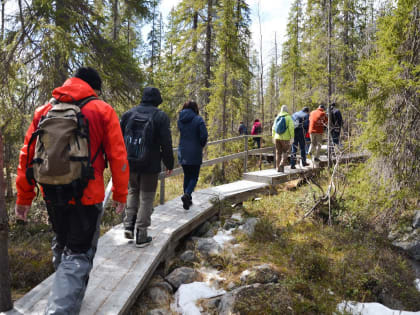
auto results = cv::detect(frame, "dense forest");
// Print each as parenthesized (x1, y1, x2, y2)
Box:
(0, 0, 419, 313)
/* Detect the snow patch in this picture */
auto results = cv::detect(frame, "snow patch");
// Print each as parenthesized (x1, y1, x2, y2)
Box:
(172, 282, 225, 315)
(213, 229, 235, 246)
(231, 213, 243, 221)
(337, 301, 420, 315)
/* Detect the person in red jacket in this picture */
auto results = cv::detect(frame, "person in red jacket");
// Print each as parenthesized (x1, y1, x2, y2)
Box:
(308, 104, 328, 162)
(251, 119, 262, 148)
(14, 67, 129, 314)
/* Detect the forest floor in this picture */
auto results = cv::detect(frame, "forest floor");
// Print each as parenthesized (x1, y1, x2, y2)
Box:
(7, 158, 420, 314)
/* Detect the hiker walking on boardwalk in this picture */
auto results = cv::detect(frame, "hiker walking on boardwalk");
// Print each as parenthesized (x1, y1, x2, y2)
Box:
(272, 105, 294, 172)
(251, 119, 262, 148)
(177, 101, 208, 210)
(329, 103, 343, 146)
(15, 67, 129, 314)
(238, 121, 247, 135)
(308, 104, 328, 162)
(290, 107, 310, 169)
(120, 87, 174, 247)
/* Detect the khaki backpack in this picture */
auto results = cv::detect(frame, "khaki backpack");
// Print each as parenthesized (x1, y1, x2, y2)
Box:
(26, 96, 99, 205)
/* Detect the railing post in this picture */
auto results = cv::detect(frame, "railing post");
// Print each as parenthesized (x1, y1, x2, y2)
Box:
(244, 135, 248, 173)
(160, 163, 165, 205)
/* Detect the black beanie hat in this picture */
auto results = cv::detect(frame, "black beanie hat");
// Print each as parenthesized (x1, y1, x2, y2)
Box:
(74, 67, 102, 91)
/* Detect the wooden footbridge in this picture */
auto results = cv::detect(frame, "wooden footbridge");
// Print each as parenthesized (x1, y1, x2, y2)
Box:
(4, 135, 367, 315)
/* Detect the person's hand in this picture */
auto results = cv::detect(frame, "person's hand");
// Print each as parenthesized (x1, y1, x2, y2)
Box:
(15, 204, 31, 221)
(112, 201, 126, 214)
(166, 169, 173, 176)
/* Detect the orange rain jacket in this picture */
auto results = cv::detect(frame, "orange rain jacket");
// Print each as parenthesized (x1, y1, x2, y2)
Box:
(309, 108, 328, 134)
(16, 77, 129, 206)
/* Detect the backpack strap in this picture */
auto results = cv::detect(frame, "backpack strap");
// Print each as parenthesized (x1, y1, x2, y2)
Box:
(74, 96, 98, 108)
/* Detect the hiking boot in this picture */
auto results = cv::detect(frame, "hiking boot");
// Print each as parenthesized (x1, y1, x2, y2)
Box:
(124, 227, 134, 240)
(181, 193, 191, 210)
(314, 157, 320, 162)
(302, 162, 309, 167)
(291, 165, 296, 169)
(277, 166, 284, 172)
(136, 229, 152, 248)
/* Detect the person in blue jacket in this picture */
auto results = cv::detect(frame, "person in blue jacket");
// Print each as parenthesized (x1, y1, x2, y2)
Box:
(178, 101, 208, 210)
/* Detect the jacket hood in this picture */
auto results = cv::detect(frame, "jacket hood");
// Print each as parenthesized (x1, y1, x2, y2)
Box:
(278, 111, 289, 117)
(253, 121, 262, 126)
(179, 108, 196, 124)
(52, 77, 97, 102)
(141, 87, 162, 106)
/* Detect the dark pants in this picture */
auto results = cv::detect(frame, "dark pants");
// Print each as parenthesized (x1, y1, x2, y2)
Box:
(291, 128, 307, 167)
(182, 164, 201, 195)
(331, 129, 341, 145)
(253, 137, 261, 148)
(45, 202, 103, 314)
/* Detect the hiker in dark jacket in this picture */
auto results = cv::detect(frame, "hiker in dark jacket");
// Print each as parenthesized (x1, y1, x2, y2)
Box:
(120, 87, 174, 247)
(178, 101, 208, 210)
(329, 103, 343, 146)
(238, 121, 247, 135)
(290, 107, 310, 169)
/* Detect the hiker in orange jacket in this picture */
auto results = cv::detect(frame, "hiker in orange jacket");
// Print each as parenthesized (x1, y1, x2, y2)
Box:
(308, 104, 328, 162)
(14, 67, 129, 314)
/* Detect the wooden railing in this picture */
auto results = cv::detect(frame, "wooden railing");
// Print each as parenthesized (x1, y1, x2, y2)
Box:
(104, 134, 274, 206)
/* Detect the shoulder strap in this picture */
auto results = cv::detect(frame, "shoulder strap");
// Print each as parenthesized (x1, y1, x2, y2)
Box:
(75, 96, 98, 108)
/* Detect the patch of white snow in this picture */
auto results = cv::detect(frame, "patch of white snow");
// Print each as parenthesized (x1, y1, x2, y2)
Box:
(337, 301, 420, 315)
(213, 229, 235, 246)
(172, 282, 225, 315)
(231, 213, 243, 221)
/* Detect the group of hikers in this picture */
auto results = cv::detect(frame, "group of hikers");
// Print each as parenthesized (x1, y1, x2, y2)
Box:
(12, 66, 342, 314)
(13, 67, 207, 314)
(239, 103, 343, 172)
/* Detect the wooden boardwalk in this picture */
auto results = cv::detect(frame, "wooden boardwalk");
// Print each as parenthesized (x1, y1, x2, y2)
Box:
(4, 153, 366, 315)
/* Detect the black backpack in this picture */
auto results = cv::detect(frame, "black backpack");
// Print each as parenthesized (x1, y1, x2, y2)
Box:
(124, 109, 158, 164)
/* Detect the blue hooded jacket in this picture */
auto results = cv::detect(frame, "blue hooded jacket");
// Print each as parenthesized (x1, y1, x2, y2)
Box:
(177, 108, 208, 165)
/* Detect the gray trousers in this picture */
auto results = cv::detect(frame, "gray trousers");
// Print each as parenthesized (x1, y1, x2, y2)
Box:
(124, 172, 158, 231)
(46, 203, 104, 315)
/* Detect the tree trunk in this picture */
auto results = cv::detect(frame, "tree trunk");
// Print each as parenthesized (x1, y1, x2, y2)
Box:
(1, 0, 4, 41)
(204, 0, 213, 120)
(0, 130, 12, 312)
(258, 2, 264, 132)
(112, 0, 120, 41)
(327, 0, 332, 168)
(54, 0, 69, 87)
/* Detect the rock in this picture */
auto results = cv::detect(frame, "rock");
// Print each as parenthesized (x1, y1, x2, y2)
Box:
(413, 210, 420, 229)
(195, 221, 212, 237)
(179, 250, 196, 263)
(196, 237, 222, 256)
(239, 218, 259, 236)
(147, 285, 172, 305)
(231, 212, 245, 223)
(146, 277, 173, 305)
(146, 309, 169, 315)
(227, 282, 236, 290)
(165, 267, 200, 290)
(240, 264, 280, 285)
(203, 222, 221, 238)
(201, 296, 222, 313)
(218, 283, 293, 315)
(223, 219, 239, 230)
(392, 229, 420, 261)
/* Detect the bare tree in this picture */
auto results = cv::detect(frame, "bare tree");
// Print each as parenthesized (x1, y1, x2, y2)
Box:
(0, 127, 12, 312)
(257, 1, 264, 131)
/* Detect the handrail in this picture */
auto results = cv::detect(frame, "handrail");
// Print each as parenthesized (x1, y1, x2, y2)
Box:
(103, 134, 274, 207)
